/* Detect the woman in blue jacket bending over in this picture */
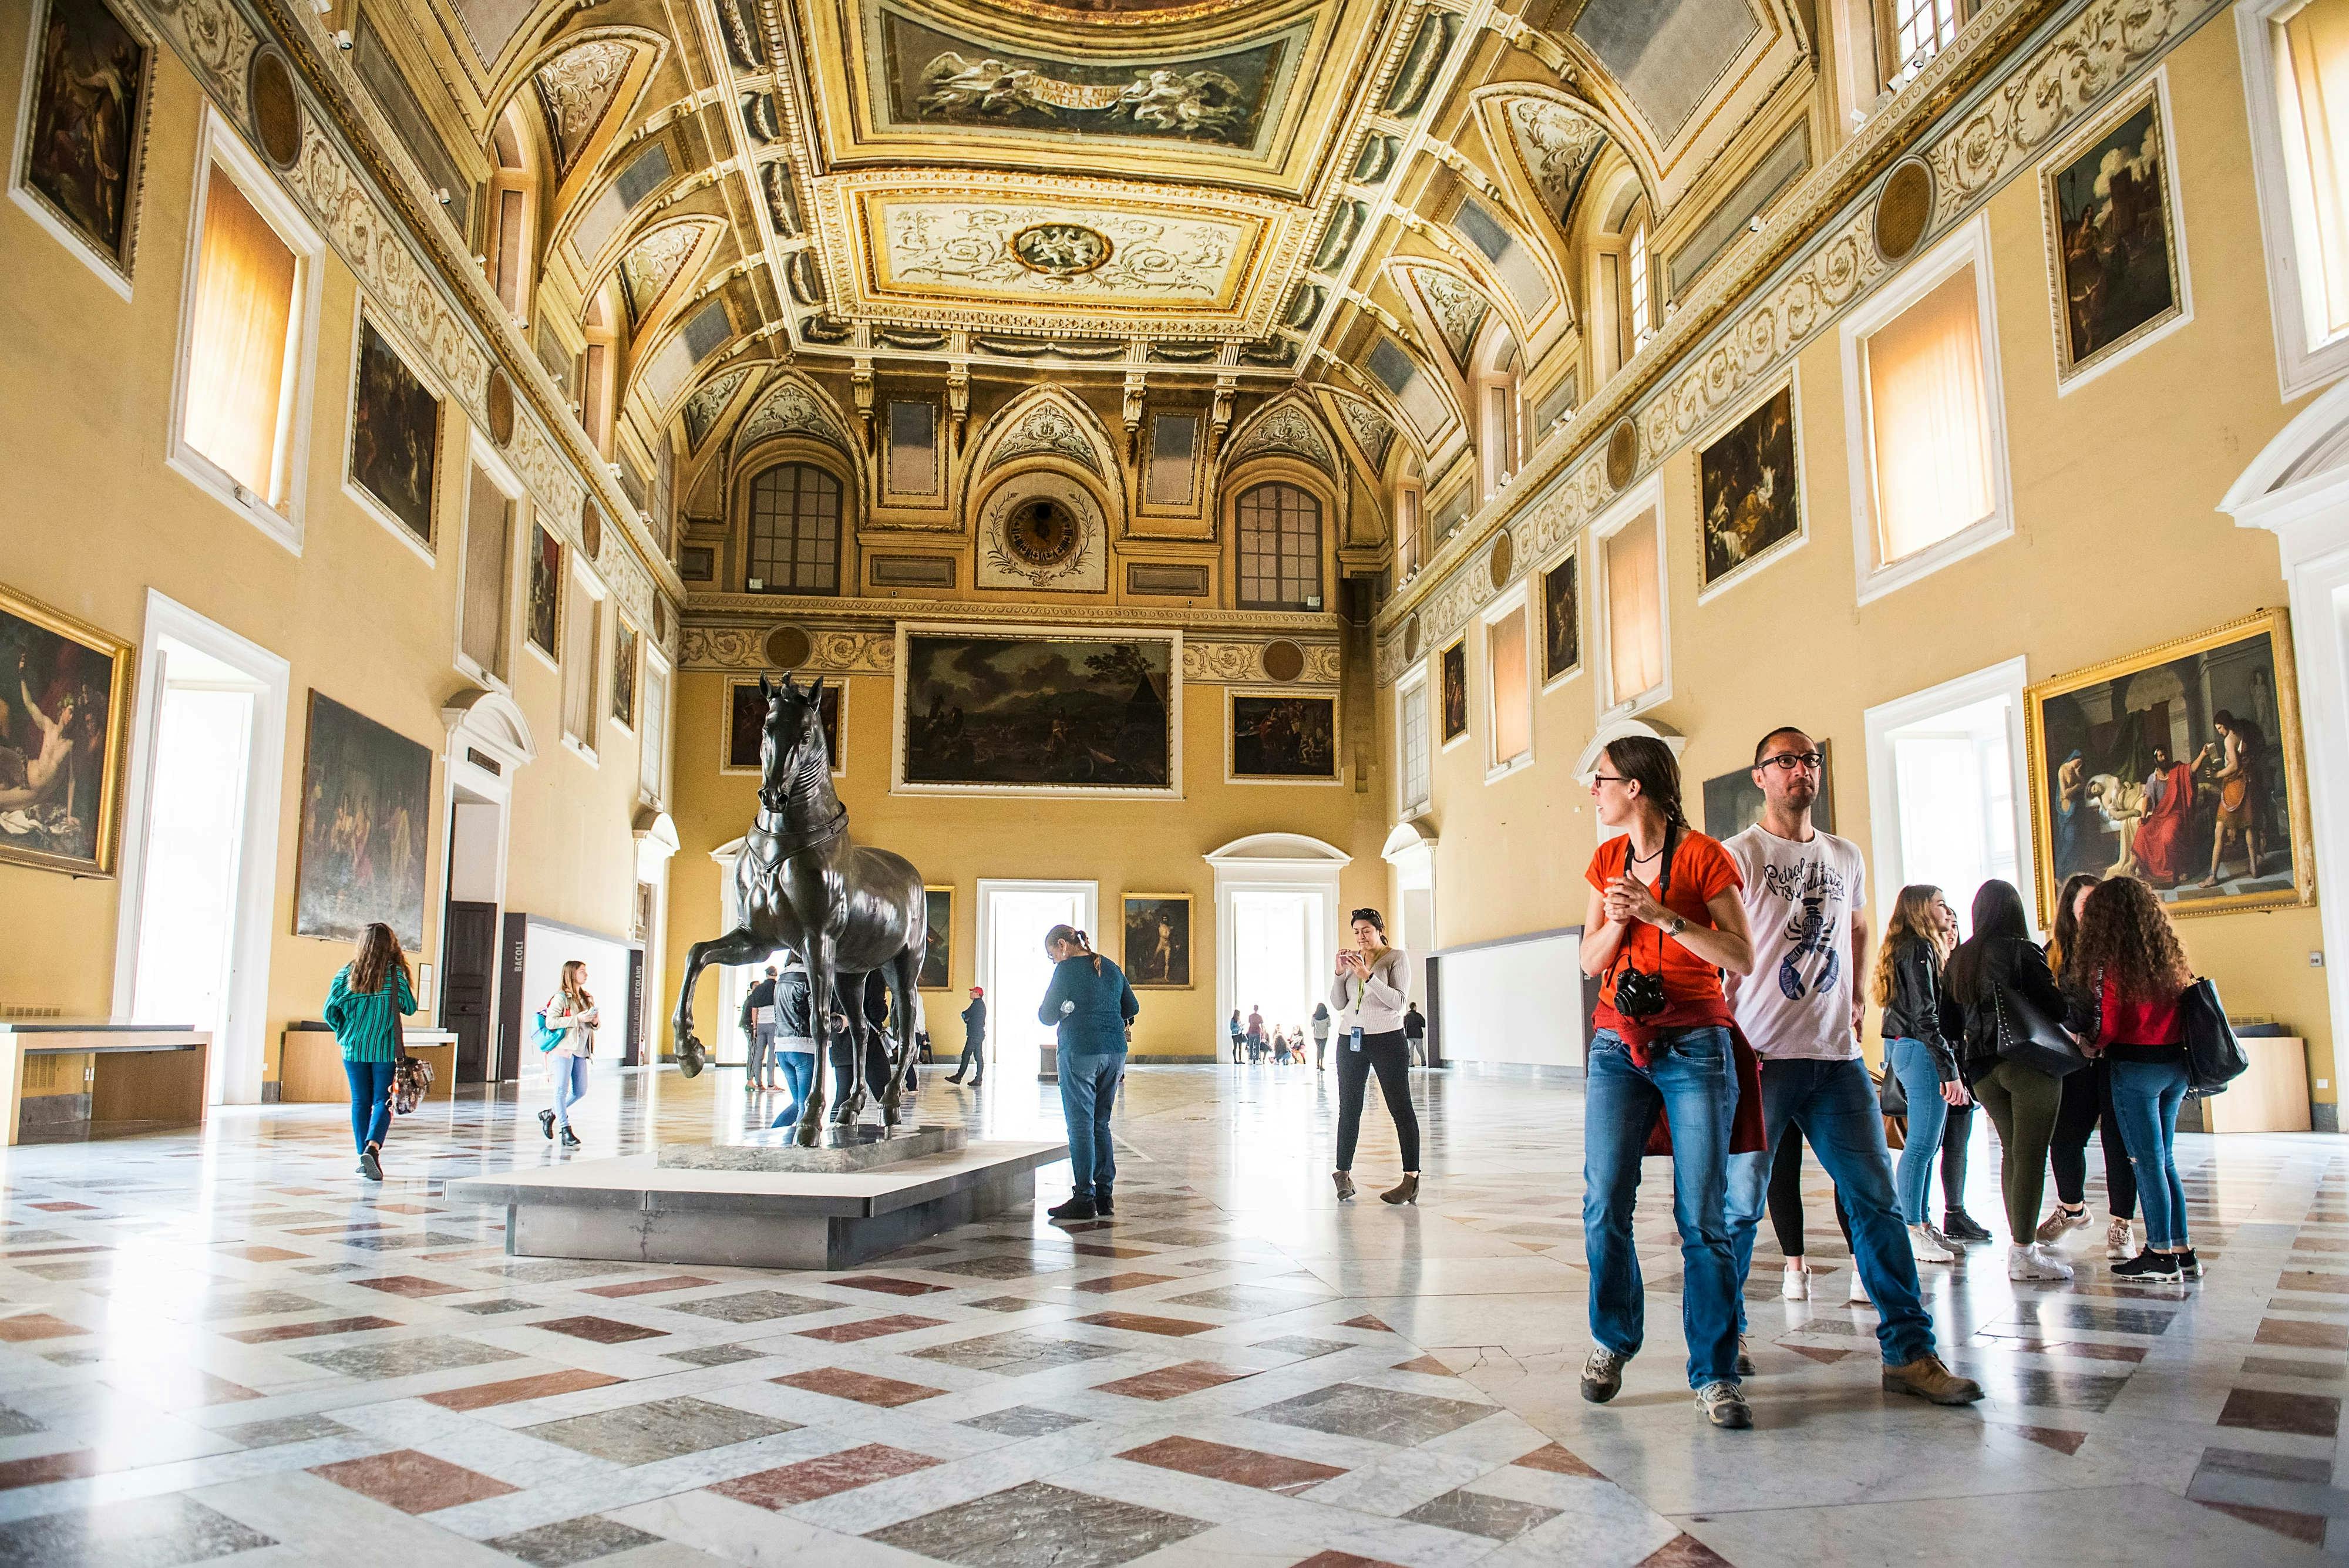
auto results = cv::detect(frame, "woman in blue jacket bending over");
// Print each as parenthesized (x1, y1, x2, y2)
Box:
(1039, 923, 1138, 1223)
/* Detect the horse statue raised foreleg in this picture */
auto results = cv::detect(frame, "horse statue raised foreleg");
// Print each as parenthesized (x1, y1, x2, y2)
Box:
(669, 924, 774, 1078)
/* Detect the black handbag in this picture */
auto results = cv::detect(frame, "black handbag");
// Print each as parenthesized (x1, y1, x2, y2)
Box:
(2180, 977, 2249, 1094)
(1991, 973, 2088, 1079)
(1875, 1062, 1909, 1118)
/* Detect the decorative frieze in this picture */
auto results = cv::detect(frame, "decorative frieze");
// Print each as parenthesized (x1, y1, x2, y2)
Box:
(681, 625, 894, 674)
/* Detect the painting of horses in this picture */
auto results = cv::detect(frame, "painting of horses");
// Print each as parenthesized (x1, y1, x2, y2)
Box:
(19, 0, 150, 276)
(2027, 610, 2311, 921)
(2042, 82, 2184, 385)
(295, 692, 432, 950)
(527, 524, 560, 658)
(726, 677, 840, 775)
(897, 629, 1176, 795)
(1229, 692, 1337, 782)
(1698, 379, 1801, 593)
(920, 886, 952, 989)
(347, 317, 440, 545)
(0, 581, 132, 877)
(1123, 894, 1192, 989)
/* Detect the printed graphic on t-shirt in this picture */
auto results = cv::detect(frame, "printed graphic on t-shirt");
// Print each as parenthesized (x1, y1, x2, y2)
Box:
(1762, 860, 1854, 1002)
(1724, 826, 1865, 1059)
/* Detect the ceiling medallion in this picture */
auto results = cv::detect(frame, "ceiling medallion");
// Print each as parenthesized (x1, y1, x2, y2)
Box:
(1011, 223, 1113, 278)
(1004, 497, 1082, 567)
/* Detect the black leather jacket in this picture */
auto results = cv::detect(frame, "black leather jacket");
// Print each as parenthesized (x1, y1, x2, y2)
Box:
(1879, 938, 1958, 1082)
(1947, 936, 2089, 1082)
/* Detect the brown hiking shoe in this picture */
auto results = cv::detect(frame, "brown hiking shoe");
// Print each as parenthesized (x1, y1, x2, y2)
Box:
(1882, 1354, 1983, 1406)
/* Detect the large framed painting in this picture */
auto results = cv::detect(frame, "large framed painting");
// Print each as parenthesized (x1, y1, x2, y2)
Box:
(12, 0, 153, 286)
(526, 523, 561, 659)
(2027, 610, 2313, 920)
(344, 312, 440, 549)
(1541, 548, 1580, 687)
(1122, 893, 1192, 990)
(1439, 638, 1468, 745)
(1702, 739, 1836, 840)
(0, 582, 132, 876)
(919, 886, 952, 990)
(295, 692, 432, 950)
(725, 676, 841, 776)
(894, 625, 1179, 797)
(1228, 690, 1338, 783)
(1697, 376, 1803, 597)
(611, 615, 640, 729)
(2040, 74, 2188, 389)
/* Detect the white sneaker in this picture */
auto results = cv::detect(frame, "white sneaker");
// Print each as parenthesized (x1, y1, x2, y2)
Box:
(1781, 1260, 1810, 1300)
(2105, 1218, 2135, 1261)
(1847, 1269, 1872, 1306)
(1909, 1223, 1956, 1264)
(2008, 1243, 2074, 1282)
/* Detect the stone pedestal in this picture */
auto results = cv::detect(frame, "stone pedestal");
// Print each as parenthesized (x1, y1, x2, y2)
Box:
(658, 1123, 965, 1173)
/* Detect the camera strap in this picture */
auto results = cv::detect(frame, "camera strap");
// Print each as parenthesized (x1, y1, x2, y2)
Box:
(1606, 819, 1681, 1003)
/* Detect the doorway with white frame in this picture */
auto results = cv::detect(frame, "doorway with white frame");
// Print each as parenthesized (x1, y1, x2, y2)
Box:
(1865, 657, 2031, 933)
(978, 879, 1096, 1092)
(1206, 833, 1348, 1059)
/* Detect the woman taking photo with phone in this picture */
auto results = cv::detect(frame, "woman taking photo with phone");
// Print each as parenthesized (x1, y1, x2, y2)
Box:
(323, 922, 417, 1182)
(1576, 736, 1757, 1430)
(1328, 907, 1418, 1205)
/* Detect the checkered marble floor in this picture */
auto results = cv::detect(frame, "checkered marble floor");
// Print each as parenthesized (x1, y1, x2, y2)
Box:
(0, 1062, 2337, 1567)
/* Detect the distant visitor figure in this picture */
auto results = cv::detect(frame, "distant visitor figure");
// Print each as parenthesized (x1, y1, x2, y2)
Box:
(322, 921, 416, 1183)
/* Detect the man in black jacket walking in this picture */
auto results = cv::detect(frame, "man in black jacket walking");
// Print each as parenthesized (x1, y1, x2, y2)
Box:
(948, 985, 987, 1085)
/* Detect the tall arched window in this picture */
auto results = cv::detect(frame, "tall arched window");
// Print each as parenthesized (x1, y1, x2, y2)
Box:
(1236, 482, 1322, 609)
(747, 462, 842, 594)
(485, 105, 535, 322)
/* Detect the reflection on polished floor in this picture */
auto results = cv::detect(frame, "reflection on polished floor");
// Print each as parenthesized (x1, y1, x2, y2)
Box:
(0, 1064, 2336, 1567)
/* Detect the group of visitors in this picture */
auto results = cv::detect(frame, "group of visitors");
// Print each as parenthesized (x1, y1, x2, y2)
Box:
(1229, 1005, 1321, 1065)
(1574, 724, 2207, 1431)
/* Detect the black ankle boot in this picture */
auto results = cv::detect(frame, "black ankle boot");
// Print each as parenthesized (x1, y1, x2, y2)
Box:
(1941, 1209, 1993, 1243)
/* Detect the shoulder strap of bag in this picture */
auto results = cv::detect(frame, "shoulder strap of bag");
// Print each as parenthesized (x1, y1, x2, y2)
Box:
(389, 973, 408, 1061)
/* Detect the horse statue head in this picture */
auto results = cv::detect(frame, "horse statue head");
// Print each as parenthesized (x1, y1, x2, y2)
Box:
(756, 671, 830, 810)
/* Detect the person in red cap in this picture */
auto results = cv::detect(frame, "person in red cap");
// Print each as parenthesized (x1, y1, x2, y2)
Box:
(947, 984, 987, 1086)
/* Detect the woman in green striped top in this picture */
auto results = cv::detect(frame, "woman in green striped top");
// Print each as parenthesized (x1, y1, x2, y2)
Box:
(323, 923, 417, 1182)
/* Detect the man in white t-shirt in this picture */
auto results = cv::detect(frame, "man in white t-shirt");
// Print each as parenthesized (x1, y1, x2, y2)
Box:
(1722, 726, 1979, 1408)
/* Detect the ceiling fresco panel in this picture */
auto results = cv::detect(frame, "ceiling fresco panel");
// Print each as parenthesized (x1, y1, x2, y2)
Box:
(1570, 0, 1761, 143)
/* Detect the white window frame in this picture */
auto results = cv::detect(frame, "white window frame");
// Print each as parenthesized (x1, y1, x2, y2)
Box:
(165, 105, 325, 555)
(1591, 473, 1671, 719)
(1480, 580, 1535, 783)
(340, 304, 443, 567)
(1396, 663, 1432, 817)
(1839, 211, 2013, 607)
(558, 559, 605, 764)
(638, 647, 672, 807)
(2240, 0, 2349, 398)
(455, 433, 523, 694)
(1862, 654, 2032, 927)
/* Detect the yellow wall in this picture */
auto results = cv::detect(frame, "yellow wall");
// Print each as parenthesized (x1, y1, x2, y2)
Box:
(1382, 25, 2338, 1101)
(662, 668, 1389, 1060)
(0, 52, 659, 1078)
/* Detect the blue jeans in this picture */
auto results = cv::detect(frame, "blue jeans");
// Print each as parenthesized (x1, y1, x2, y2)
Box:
(2109, 1058, 2190, 1249)
(1059, 1051, 1124, 1199)
(1888, 1038, 1951, 1227)
(1728, 1056, 1936, 1367)
(769, 1050, 816, 1130)
(550, 1052, 588, 1129)
(1583, 1027, 1742, 1389)
(344, 1059, 395, 1155)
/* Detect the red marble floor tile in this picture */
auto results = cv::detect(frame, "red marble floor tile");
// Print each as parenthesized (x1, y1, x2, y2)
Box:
(1117, 1435, 1344, 1496)
(1782, 1344, 1855, 1365)
(290, 1223, 393, 1236)
(827, 1275, 951, 1297)
(533, 1315, 669, 1344)
(1092, 1361, 1252, 1400)
(1637, 1533, 1736, 1567)
(795, 1314, 947, 1344)
(422, 1369, 624, 1412)
(2277, 1271, 2349, 1294)
(1391, 1355, 1452, 1375)
(351, 1276, 467, 1299)
(1072, 1243, 1157, 1259)
(29, 1202, 95, 1212)
(1514, 1442, 1604, 1479)
(0, 1451, 101, 1490)
(772, 1368, 945, 1407)
(711, 1442, 941, 1508)
(0, 1314, 82, 1342)
(2217, 1388, 2341, 1438)
(373, 1204, 441, 1215)
(1073, 1311, 1212, 1337)
(2256, 1318, 2349, 1351)
(309, 1449, 519, 1513)
(224, 1315, 401, 1344)
(2198, 1500, 2328, 1545)
(1068, 1273, 1179, 1294)
(221, 1246, 306, 1263)
(1289, 1554, 1407, 1568)
(2003, 1425, 2088, 1455)
(584, 1275, 716, 1298)
(1338, 1314, 1392, 1332)
(0, 1246, 109, 1260)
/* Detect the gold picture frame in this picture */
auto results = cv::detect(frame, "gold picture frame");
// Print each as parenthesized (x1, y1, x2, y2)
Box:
(2024, 608, 2313, 922)
(918, 885, 953, 990)
(2037, 70, 2190, 391)
(1121, 892, 1193, 990)
(0, 581, 133, 877)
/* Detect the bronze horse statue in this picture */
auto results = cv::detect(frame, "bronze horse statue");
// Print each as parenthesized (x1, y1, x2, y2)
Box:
(670, 672, 928, 1139)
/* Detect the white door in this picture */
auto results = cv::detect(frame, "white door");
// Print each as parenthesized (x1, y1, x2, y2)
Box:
(979, 880, 1096, 1084)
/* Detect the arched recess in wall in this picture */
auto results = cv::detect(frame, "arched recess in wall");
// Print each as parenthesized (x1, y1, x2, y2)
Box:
(728, 372, 864, 597)
(1475, 83, 1650, 280)
(1217, 400, 1342, 610)
(1468, 312, 1525, 500)
(1204, 833, 1352, 1048)
(1381, 820, 1438, 1007)
(1576, 156, 1658, 389)
(491, 27, 667, 218)
(969, 458, 1118, 595)
(603, 217, 723, 361)
(963, 385, 1125, 526)
(482, 99, 548, 322)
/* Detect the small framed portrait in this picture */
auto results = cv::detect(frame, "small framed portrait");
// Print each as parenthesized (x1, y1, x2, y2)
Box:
(610, 615, 640, 730)
(1227, 689, 1338, 783)
(0, 581, 133, 877)
(11, 0, 154, 291)
(2040, 70, 2190, 391)
(1697, 375, 1803, 598)
(1439, 638, 1468, 746)
(725, 675, 842, 776)
(526, 523, 561, 660)
(1702, 739, 1836, 840)
(1122, 893, 1192, 989)
(344, 310, 441, 553)
(920, 886, 952, 989)
(1540, 547, 1580, 687)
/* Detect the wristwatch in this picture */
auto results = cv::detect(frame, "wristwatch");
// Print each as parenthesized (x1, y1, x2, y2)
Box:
(1663, 914, 1687, 937)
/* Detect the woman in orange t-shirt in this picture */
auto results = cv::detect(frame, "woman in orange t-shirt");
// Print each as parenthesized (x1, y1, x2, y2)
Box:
(1574, 735, 1756, 1430)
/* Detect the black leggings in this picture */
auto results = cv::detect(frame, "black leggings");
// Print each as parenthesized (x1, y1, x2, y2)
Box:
(1335, 1028, 1419, 1172)
(2050, 1058, 2138, 1219)
(1766, 1122, 1853, 1256)
(1940, 1104, 1973, 1216)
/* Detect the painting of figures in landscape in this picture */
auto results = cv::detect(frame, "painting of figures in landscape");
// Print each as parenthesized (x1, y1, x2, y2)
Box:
(2028, 611, 2310, 919)
(728, 678, 840, 773)
(1542, 551, 1579, 682)
(348, 319, 440, 543)
(295, 692, 431, 949)
(1123, 894, 1192, 989)
(2044, 86, 2183, 382)
(21, 0, 149, 272)
(1230, 694, 1336, 780)
(899, 632, 1173, 792)
(1440, 640, 1467, 742)
(0, 584, 130, 876)
(1699, 382, 1801, 590)
(920, 887, 952, 989)
(611, 618, 639, 728)
(527, 524, 560, 657)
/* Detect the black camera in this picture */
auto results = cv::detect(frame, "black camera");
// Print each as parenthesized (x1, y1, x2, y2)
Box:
(1613, 963, 1667, 1021)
